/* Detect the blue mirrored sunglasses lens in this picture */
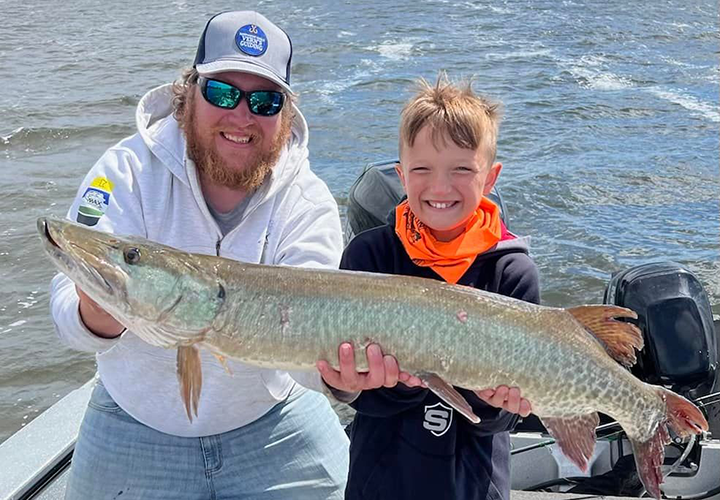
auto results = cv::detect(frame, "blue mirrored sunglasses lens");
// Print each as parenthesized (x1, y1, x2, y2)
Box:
(204, 80, 241, 109)
(248, 91, 284, 116)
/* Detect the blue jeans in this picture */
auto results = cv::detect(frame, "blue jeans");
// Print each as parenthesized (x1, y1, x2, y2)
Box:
(65, 381, 349, 499)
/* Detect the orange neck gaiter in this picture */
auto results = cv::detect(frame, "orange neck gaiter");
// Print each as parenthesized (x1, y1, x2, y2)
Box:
(394, 197, 503, 284)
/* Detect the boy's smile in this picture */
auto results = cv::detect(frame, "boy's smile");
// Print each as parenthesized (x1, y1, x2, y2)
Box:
(397, 125, 502, 242)
(427, 201, 457, 209)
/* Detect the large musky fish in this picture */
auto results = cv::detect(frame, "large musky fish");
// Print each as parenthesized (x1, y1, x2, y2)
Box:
(38, 217, 707, 498)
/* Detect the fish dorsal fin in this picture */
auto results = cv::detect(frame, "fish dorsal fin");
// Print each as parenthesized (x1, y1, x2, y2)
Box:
(417, 371, 480, 424)
(566, 305, 644, 367)
(540, 413, 599, 472)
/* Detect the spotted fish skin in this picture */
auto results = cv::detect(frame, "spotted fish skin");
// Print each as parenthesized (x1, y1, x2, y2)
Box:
(37, 217, 708, 499)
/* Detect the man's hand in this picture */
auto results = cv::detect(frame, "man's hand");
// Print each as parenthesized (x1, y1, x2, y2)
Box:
(76, 286, 125, 339)
(317, 343, 425, 393)
(475, 385, 532, 417)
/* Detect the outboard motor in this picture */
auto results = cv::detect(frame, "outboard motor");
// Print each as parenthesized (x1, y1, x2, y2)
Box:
(603, 262, 717, 402)
(565, 263, 718, 496)
(345, 160, 509, 243)
(345, 160, 404, 243)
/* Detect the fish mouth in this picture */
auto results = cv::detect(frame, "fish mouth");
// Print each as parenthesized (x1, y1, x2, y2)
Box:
(37, 217, 117, 295)
(38, 217, 60, 249)
(37, 217, 74, 269)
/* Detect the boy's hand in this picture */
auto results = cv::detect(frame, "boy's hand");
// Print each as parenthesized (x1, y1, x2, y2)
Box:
(317, 343, 425, 392)
(475, 386, 532, 417)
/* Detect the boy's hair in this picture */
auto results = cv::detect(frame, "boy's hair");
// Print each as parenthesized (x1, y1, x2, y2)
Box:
(399, 72, 502, 165)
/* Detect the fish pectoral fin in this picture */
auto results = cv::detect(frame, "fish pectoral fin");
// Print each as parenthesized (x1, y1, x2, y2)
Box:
(177, 345, 203, 422)
(566, 305, 644, 367)
(417, 371, 480, 424)
(540, 412, 599, 472)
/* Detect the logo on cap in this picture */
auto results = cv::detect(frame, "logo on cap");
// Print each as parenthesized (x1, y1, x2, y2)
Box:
(235, 24, 268, 56)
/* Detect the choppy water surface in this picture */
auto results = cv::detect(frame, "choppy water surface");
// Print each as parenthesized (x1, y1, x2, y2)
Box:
(1, 0, 717, 442)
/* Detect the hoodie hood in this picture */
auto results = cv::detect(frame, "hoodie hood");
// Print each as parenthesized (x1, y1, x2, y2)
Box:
(134, 83, 310, 200)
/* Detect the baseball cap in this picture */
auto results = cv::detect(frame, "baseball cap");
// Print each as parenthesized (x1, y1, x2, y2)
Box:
(193, 11, 293, 93)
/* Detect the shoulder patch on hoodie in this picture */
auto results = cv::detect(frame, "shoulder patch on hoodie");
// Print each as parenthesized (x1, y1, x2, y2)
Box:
(77, 177, 114, 227)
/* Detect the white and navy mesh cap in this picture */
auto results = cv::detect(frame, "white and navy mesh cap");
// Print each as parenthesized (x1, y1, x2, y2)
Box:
(193, 11, 293, 93)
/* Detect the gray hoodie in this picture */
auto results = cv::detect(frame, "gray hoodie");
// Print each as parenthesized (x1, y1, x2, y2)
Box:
(50, 84, 343, 436)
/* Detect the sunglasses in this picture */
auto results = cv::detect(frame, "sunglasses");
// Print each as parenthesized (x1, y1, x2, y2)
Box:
(198, 77, 285, 117)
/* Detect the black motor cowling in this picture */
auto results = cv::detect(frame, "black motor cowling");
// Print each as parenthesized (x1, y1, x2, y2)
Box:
(604, 262, 717, 401)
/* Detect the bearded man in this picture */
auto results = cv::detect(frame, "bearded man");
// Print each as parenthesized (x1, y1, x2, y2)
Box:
(50, 11, 419, 499)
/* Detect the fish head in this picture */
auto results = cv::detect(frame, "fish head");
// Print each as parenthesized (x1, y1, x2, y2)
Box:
(37, 217, 225, 348)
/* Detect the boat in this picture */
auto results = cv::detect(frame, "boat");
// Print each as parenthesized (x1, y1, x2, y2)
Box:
(2, 161, 719, 500)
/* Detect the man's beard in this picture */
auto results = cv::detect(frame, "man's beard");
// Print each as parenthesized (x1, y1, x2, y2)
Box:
(184, 95, 292, 191)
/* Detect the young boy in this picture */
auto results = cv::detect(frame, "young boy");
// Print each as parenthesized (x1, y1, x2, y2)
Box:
(340, 75, 541, 500)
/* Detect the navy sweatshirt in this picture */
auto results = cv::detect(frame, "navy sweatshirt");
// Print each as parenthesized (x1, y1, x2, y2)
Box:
(340, 222, 541, 500)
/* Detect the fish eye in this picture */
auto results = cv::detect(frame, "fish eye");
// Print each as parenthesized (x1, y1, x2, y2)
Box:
(124, 248, 141, 265)
(217, 283, 226, 300)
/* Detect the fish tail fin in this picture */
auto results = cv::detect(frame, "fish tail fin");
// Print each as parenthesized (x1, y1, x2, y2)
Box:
(629, 387, 708, 499)
(660, 387, 708, 437)
(177, 345, 203, 422)
(566, 305, 643, 367)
